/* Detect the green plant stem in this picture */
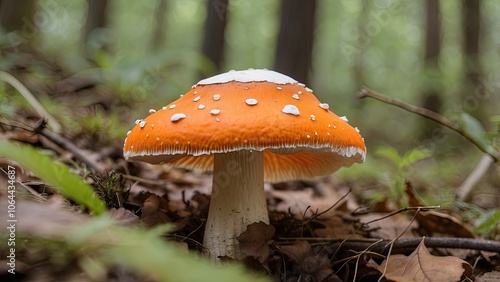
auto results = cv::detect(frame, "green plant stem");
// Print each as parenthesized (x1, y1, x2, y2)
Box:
(357, 87, 500, 163)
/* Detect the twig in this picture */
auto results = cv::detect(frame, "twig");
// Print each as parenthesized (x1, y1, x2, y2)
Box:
(0, 118, 105, 174)
(361, 205, 440, 225)
(326, 237, 500, 254)
(455, 154, 494, 201)
(304, 189, 352, 225)
(357, 87, 500, 162)
(0, 71, 62, 133)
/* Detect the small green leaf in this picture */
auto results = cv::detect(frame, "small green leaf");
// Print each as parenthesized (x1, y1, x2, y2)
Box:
(459, 113, 499, 158)
(400, 147, 431, 169)
(0, 141, 106, 214)
(474, 209, 500, 236)
(374, 146, 401, 166)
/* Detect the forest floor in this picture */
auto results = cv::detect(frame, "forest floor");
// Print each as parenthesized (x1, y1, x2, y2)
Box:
(0, 56, 499, 281)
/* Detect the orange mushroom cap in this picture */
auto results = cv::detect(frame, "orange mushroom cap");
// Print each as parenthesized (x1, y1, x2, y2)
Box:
(123, 69, 366, 182)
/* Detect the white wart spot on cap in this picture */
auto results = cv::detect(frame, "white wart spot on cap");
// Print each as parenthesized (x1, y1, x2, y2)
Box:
(282, 105, 300, 116)
(197, 69, 298, 85)
(149, 109, 156, 114)
(210, 109, 221, 115)
(245, 98, 258, 106)
(198, 104, 206, 110)
(171, 113, 186, 122)
(339, 116, 349, 122)
(319, 103, 329, 110)
(193, 96, 201, 102)
(292, 94, 300, 100)
(213, 94, 221, 101)
(169, 104, 176, 109)
(310, 114, 316, 121)
(135, 119, 142, 125)
(139, 121, 146, 128)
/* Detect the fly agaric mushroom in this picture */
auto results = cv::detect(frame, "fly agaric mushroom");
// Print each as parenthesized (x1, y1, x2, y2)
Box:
(123, 69, 366, 260)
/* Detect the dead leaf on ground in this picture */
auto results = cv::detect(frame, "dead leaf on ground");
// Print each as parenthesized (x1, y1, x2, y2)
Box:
(314, 214, 365, 239)
(476, 271, 500, 282)
(270, 181, 353, 218)
(406, 182, 475, 238)
(280, 241, 336, 282)
(237, 221, 275, 264)
(139, 194, 171, 228)
(358, 213, 419, 239)
(368, 238, 472, 282)
(0, 197, 89, 238)
(109, 207, 139, 226)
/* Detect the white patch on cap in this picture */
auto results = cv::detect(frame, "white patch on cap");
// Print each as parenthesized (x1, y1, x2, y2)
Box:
(306, 87, 313, 93)
(139, 121, 146, 128)
(169, 104, 176, 109)
(213, 94, 221, 101)
(126, 130, 131, 136)
(197, 69, 298, 85)
(210, 109, 221, 115)
(245, 98, 258, 105)
(282, 105, 300, 116)
(339, 116, 349, 122)
(319, 103, 329, 110)
(292, 94, 300, 100)
(171, 113, 186, 122)
(193, 96, 201, 102)
(149, 109, 156, 114)
(310, 114, 316, 121)
(135, 119, 142, 125)
(162, 106, 167, 110)
(198, 104, 206, 109)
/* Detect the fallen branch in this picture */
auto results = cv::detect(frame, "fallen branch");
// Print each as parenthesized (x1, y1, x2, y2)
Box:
(357, 87, 499, 163)
(278, 237, 500, 254)
(326, 237, 500, 254)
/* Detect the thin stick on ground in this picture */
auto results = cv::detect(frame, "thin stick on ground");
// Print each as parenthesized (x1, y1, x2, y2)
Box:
(0, 118, 105, 174)
(0, 71, 62, 133)
(357, 87, 500, 162)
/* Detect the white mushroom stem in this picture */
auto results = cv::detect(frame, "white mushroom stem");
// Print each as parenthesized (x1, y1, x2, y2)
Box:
(204, 150, 269, 260)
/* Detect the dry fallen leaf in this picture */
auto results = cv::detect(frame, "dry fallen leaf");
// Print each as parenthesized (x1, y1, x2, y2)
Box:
(280, 241, 335, 282)
(368, 238, 472, 282)
(406, 182, 475, 238)
(109, 207, 139, 226)
(476, 271, 500, 282)
(140, 194, 171, 228)
(237, 221, 275, 263)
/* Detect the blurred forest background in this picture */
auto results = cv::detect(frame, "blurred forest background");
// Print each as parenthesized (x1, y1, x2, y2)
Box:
(1, 0, 499, 212)
(0, 0, 499, 280)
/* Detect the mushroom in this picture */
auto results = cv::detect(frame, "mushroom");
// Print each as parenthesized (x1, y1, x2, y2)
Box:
(123, 69, 366, 261)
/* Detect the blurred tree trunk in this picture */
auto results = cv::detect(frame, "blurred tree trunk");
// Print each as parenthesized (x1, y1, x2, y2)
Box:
(200, 0, 228, 76)
(84, 0, 109, 54)
(274, 0, 316, 85)
(419, 0, 442, 138)
(462, 0, 487, 123)
(149, 0, 168, 52)
(0, 0, 37, 50)
(353, 1, 370, 108)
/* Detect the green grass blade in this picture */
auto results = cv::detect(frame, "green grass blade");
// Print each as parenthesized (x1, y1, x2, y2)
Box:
(68, 216, 271, 282)
(0, 141, 106, 214)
